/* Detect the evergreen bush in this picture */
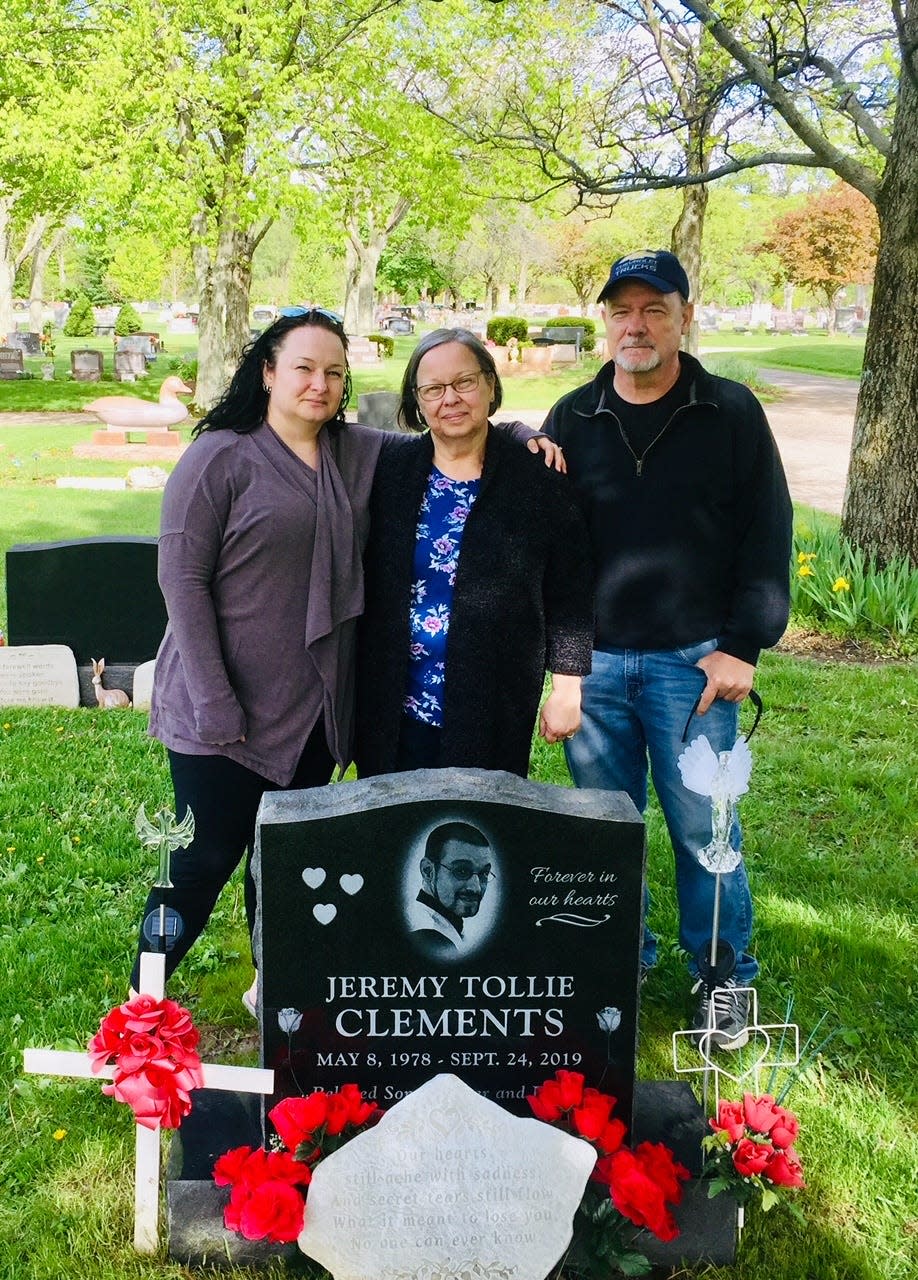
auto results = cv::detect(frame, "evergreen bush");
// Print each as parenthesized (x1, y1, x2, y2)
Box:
(114, 302, 143, 335)
(63, 294, 95, 338)
(367, 333, 395, 359)
(487, 316, 529, 345)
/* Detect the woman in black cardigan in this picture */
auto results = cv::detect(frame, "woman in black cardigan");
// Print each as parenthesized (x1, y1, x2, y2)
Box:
(355, 328, 593, 779)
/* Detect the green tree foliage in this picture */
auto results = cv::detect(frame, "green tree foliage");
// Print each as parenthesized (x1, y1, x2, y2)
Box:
(63, 294, 95, 337)
(114, 301, 143, 335)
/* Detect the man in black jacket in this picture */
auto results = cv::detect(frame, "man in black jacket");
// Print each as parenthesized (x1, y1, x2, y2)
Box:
(543, 250, 792, 1050)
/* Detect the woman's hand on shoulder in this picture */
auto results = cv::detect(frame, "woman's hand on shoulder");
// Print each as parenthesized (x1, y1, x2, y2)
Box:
(526, 435, 566, 473)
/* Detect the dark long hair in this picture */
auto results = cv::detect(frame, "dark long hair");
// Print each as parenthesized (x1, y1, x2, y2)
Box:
(193, 310, 353, 437)
(399, 327, 503, 432)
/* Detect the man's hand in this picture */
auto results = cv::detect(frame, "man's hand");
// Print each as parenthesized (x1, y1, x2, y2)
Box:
(526, 435, 567, 473)
(695, 650, 755, 714)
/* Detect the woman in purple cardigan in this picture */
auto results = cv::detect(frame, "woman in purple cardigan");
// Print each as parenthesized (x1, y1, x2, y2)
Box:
(130, 311, 557, 1008)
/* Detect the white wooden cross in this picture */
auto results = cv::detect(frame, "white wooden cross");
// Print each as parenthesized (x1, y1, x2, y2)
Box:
(23, 951, 274, 1253)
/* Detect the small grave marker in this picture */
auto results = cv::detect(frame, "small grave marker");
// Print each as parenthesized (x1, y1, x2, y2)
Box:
(0, 347, 24, 378)
(71, 348, 105, 381)
(114, 350, 148, 380)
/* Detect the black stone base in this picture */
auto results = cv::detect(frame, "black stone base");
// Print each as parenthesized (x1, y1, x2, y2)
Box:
(166, 1081, 738, 1269)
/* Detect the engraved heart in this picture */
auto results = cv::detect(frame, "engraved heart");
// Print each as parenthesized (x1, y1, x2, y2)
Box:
(339, 873, 364, 896)
(302, 867, 326, 889)
(313, 903, 336, 925)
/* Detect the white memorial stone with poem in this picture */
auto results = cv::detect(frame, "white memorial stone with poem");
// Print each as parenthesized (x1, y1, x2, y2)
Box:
(0, 644, 79, 707)
(299, 1073, 596, 1280)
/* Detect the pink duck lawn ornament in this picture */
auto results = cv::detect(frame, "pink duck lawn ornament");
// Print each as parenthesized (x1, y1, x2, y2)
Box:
(83, 376, 193, 432)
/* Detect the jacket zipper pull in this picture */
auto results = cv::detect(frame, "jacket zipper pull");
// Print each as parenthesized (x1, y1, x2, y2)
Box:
(635, 458, 643, 477)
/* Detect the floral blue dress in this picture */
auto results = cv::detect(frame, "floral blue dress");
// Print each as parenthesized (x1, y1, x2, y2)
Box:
(402, 467, 481, 726)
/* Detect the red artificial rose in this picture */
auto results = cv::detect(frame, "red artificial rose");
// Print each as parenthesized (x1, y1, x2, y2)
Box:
(527, 1070, 585, 1122)
(710, 1099, 746, 1144)
(214, 1146, 257, 1187)
(263, 1149, 312, 1189)
(596, 1117, 628, 1156)
(604, 1148, 681, 1242)
(224, 1180, 306, 1243)
(633, 1141, 690, 1205)
(769, 1107, 800, 1151)
(742, 1093, 779, 1136)
(571, 1088, 615, 1141)
(763, 1146, 805, 1188)
(325, 1083, 379, 1136)
(732, 1138, 774, 1177)
(270, 1092, 330, 1150)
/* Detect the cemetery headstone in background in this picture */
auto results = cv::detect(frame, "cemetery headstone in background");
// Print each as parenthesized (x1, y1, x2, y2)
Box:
(256, 769, 644, 1129)
(6, 331, 42, 355)
(6, 537, 166, 704)
(357, 391, 403, 432)
(0, 348, 24, 378)
(71, 348, 105, 381)
(114, 350, 148, 381)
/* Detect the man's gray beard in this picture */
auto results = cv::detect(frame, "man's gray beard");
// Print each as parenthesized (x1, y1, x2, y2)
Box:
(615, 348, 661, 373)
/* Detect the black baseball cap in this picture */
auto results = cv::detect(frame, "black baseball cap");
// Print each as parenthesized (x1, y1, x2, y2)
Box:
(597, 250, 691, 302)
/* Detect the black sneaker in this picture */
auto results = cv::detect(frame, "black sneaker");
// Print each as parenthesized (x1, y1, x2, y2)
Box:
(692, 978, 750, 1051)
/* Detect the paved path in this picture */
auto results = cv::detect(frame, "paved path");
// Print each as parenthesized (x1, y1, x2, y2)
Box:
(1, 368, 858, 515)
(495, 367, 857, 516)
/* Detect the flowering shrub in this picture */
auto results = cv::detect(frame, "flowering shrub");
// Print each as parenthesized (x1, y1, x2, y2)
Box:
(214, 1085, 381, 1244)
(791, 518, 918, 645)
(87, 994, 204, 1130)
(529, 1070, 690, 1276)
(703, 1092, 804, 1213)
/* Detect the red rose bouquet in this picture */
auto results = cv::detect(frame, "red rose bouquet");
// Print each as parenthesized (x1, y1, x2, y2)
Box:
(87, 994, 204, 1130)
(214, 1084, 381, 1244)
(703, 1092, 804, 1214)
(529, 1070, 690, 1276)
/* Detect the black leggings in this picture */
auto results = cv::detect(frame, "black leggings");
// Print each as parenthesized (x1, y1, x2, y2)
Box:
(130, 724, 334, 988)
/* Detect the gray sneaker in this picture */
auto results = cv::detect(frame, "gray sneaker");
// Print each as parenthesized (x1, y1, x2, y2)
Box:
(692, 978, 750, 1051)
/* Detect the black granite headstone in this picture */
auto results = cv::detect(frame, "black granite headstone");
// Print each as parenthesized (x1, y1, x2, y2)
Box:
(7, 331, 42, 355)
(0, 347, 24, 378)
(255, 769, 645, 1134)
(6, 537, 166, 665)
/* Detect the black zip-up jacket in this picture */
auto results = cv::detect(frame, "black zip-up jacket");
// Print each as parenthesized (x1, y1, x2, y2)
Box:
(542, 353, 792, 665)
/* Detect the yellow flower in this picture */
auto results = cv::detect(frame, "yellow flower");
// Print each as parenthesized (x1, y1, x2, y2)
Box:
(53, 1129, 67, 1141)
(797, 551, 817, 564)
(6, 845, 14, 853)
(2, 722, 10, 730)
(55, 726, 64, 734)
(72, 835, 81, 844)
(797, 565, 815, 578)
(832, 577, 851, 593)
(36, 855, 44, 863)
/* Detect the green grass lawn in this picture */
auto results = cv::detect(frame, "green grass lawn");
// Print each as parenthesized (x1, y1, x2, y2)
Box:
(0, 653, 915, 1279)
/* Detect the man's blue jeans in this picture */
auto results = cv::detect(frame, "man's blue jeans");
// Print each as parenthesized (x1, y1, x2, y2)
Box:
(565, 641, 757, 984)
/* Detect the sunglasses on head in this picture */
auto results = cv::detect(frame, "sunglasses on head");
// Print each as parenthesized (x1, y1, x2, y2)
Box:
(278, 305, 344, 326)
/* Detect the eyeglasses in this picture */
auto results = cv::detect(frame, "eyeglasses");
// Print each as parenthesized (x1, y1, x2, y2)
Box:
(439, 860, 494, 885)
(415, 371, 486, 403)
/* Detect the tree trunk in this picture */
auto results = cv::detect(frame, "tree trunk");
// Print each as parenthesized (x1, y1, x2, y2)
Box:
(343, 240, 360, 333)
(29, 226, 64, 334)
(0, 197, 16, 338)
(841, 56, 918, 565)
(517, 257, 529, 304)
(671, 180, 707, 357)
(497, 281, 511, 312)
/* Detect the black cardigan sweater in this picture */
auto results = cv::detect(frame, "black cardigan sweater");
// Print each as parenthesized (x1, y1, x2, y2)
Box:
(355, 426, 594, 779)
